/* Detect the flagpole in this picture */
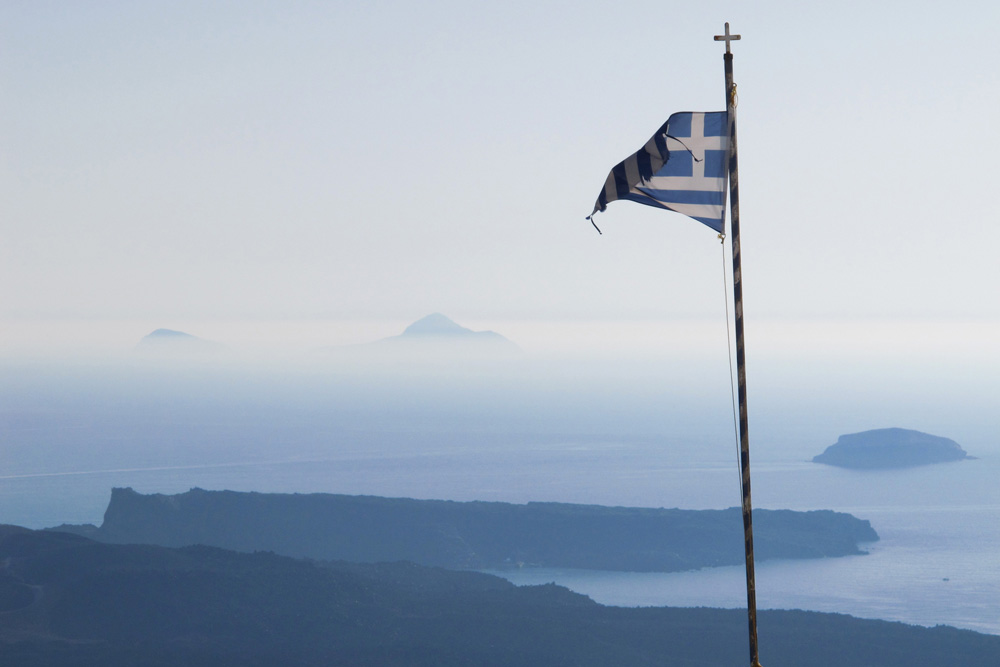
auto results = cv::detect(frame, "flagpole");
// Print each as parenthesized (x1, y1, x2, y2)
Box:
(715, 23, 762, 667)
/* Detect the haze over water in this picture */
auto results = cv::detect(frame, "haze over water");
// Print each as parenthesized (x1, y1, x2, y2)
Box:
(2, 320, 997, 635)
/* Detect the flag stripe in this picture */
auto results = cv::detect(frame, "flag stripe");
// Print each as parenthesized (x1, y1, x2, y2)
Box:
(612, 164, 630, 200)
(637, 188, 726, 206)
(660, 202, 725, 219)
(636, 149, 653, 182)
(623, 156, 641, 192)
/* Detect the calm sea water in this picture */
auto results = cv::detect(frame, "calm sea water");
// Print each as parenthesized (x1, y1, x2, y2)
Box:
(1, 366, 997, 635)
(488, 502, 1000, 635)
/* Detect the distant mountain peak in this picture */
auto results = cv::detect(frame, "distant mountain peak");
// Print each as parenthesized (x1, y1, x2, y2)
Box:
(394, 314, 514, 348)
(401, 313, 475, 337)
(135, 328, 227, 358)
(317, 314, 520, 361)
(145, 328, 196, 339)
(327, 313, 522, 359)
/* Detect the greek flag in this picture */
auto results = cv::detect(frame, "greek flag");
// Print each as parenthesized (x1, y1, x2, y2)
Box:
(589, 111, 729, 233)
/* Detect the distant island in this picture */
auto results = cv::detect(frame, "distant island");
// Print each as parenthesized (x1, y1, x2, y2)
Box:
(134, 328, 228, 358)
(813, 428, 972, 469)
(3, 525, 998, 666)
(51, 487, 878, 573)
(392, 313, 514, 344)
(324, 313, 520, 360)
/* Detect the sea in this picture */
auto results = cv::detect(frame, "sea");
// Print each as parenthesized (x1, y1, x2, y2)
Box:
(0, 360, 997, 636)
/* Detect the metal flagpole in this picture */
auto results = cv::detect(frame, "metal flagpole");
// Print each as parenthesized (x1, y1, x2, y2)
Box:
(715, 23, 762, 667)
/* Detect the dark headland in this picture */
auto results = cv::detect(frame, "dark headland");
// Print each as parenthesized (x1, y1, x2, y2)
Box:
(53, 487, 877, 572)
(813, 428, 972, 469)
(3, 524, 998, 666)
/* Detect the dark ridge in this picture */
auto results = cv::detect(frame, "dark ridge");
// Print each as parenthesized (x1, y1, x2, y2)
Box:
(2, 526, 998, 666)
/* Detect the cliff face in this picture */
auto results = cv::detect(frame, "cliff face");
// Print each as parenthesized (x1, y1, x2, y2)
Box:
(813, 428, 970, 469)
(82, 488, 879, 572)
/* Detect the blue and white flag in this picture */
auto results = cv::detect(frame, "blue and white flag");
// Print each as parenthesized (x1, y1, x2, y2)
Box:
(590, 111, 729, 233)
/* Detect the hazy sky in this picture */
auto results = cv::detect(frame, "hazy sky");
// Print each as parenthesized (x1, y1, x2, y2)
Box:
(3, 1, 999, 353)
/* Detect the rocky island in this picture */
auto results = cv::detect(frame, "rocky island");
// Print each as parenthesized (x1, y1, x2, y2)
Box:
(52, 487, 878, 573)
(813, 428, 971, 469)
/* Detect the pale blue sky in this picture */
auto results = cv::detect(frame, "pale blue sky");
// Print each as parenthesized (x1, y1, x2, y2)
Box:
(2, 1, 999, 352)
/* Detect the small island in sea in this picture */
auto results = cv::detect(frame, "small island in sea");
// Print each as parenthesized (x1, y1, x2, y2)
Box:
(812, 428, 972, 469)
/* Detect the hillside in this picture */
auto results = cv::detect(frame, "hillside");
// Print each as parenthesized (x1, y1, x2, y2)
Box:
(1, 526, 997, 666)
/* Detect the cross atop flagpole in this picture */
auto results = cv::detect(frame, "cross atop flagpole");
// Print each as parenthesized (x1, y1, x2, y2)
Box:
(714, 22, 763, 667)
(714, 21, 741, 53)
